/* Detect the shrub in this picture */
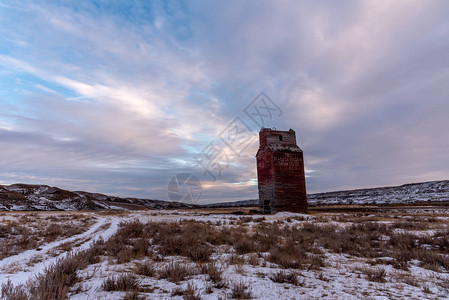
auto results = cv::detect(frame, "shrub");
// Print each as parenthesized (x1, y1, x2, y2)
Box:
(183, 283, 200, 300)
(117, 220, 145, 239)
(230, 281, 252, 299)
(134, 261, 155, 277)
(131, 238, 149, 257)
(268, 243, 323, 270)
(148, 221, 213, 262)
(234, 240, 258, 255)
(186, 244, 212, 262)
(124, 291, 144, 300)
(228, 254, 245, 265)
(362, 267, 387, 282)
(1, 280, 28, 300)
(414, 249, 449, 272)
(101, 274, 140, 291)
(199, 262, 223, 283)
(158, 262, 192, 283)
(171, 283, 200, 300)
(29, 253, 89, 299)
(270, 271, 301, 286)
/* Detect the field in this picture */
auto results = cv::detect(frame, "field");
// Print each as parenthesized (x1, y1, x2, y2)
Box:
(1, 208, 449, 299)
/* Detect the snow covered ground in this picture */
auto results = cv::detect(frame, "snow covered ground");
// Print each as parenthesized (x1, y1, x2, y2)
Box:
(1, 209, 449, 299)
(0, 213, 120, 285)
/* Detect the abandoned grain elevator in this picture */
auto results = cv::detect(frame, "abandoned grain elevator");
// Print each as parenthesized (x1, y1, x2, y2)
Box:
(256, 128, 308, 213)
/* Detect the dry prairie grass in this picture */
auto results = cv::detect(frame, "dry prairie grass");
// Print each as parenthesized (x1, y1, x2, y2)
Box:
(270, 270, 303, 286)
(158, 261, 194, 283)
(358, 267, 387, 282)
(134, 261, 156, 277)
(230, 281, 252, 299)
(199, 262, 226, 287)
(3, 210, 449, 299)
(0, 214, 95, 260)
(101, 273, 140, 292)
(96, 218, 449, 275)
(171, 282, 201, 300)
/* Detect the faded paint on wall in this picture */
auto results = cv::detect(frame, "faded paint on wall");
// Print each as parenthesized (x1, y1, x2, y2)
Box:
(256, 128, 308, 213)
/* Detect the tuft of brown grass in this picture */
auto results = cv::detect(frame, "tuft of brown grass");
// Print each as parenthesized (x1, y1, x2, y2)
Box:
(158, 261, 193, 283)
(29, 253, 88, 299)
(199, 262, 224, 284)
(171, 282, 200, 300)
(414, 249, 449, 272)
(186, 244, 212, 262)
(268, 242, 324, 270)
(134, 261, 155, 277)
(123, 291, 144, 300)
(270, 271, 302, 286)
(101, 273, 140, 292)
(230, 281, 252, 299)
(360, 267, 387, 283)
(228, 254, 245, 265)
(1, 280, 28, 300)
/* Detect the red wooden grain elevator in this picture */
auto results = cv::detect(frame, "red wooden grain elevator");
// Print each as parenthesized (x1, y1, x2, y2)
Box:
(256, 128, 308, 213)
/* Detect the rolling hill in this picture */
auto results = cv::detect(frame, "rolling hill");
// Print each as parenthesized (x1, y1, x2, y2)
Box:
(0, 183, 197, 211)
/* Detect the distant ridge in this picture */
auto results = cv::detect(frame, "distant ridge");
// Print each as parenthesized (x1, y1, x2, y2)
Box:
(0, 183, 198, 211)
(205, 180, 449, 207)
(1, 180, 448, 211)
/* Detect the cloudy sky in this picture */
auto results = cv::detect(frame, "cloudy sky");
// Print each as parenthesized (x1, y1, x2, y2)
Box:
(0, 0, 448, 203)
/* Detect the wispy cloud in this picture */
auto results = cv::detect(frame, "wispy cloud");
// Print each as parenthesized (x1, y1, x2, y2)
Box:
(0, 0, 448, 202)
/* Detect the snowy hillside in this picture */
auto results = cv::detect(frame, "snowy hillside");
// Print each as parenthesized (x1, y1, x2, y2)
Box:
(308, 180, 449, 206)
(0, 184, 197, 211)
